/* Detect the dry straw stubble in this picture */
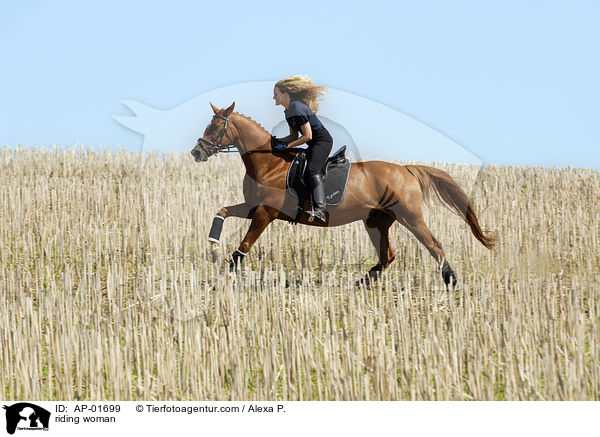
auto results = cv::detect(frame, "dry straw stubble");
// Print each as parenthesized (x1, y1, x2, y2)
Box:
(1, 147, 599, 400)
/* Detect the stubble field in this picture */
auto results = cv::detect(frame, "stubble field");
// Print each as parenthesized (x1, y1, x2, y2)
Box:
(1, 147, 598, 400)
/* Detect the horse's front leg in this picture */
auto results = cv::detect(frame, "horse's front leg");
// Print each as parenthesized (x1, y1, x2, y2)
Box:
(229, 205, 278, 272)
(208, 203, 255, 262)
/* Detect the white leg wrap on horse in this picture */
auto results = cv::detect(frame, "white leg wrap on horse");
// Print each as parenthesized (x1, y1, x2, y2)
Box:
(208, 215, 225, 243)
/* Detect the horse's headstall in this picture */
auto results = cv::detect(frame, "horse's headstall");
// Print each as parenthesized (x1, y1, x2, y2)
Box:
(196, 113, 237, 156)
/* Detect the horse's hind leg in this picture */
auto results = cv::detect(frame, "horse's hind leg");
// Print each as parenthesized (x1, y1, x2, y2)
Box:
(397, 211, 457, 288)
(358, 210, 396, 286)
(208, 203, 254, 262)
(228, 205, 277, 272)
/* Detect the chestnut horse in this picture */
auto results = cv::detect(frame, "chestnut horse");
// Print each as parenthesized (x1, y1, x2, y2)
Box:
(191, 102, 496, 287)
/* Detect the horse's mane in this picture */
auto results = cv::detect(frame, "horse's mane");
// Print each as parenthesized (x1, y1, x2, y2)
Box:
(231, 112, 299, 161)
(233, 112, 270, 135)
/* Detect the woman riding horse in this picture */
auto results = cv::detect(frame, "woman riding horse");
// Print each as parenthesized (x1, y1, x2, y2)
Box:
(191, 92, 496, 287)
(272, 76, 332, 223)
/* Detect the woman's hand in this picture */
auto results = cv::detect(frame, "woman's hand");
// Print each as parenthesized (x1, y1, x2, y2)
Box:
(271, 136, 287, 151)
(272, 127, 300, 149)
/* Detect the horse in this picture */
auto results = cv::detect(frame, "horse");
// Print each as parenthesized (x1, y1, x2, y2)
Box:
(191, 102, 496, 287)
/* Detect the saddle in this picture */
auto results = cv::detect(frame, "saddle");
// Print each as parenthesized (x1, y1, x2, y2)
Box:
(286, 145, 351, 208)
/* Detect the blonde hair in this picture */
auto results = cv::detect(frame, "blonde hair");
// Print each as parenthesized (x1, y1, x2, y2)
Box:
(275, 75, 328, 113)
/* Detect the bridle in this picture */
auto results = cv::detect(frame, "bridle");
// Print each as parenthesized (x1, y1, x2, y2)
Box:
(196, 114, 238, 157)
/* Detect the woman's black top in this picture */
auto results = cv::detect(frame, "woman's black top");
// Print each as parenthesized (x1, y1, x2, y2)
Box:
(284, 100, 324, 133)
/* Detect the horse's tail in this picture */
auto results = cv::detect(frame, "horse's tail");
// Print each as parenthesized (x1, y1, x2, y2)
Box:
(406, 165, 497, 250)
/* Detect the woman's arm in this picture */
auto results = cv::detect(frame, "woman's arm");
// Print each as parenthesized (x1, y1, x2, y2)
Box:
(275, 126, 299, 145)
(287, 122, 312, 148)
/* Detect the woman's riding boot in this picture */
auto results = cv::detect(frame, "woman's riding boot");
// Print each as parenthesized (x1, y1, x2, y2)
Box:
(307, 173, 327, 223)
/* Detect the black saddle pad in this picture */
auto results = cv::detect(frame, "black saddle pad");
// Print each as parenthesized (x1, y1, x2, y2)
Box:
(286, 146, 351, 206)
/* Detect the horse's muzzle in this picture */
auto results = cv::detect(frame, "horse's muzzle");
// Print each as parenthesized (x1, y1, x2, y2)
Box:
(191, 147, 207, 162)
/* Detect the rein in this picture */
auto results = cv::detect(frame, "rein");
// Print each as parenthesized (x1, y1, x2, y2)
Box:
(198, 112, 306, 158)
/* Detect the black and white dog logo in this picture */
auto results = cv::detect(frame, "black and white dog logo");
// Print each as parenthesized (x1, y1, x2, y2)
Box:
(3, 403, 50, 435)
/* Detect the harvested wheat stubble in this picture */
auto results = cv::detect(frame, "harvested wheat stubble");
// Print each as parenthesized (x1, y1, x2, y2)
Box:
(1, 146, 599, 400)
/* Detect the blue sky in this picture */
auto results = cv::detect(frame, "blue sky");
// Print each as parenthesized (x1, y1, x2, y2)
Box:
(1, 1, 598, 168)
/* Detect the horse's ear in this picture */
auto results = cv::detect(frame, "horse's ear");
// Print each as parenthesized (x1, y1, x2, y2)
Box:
(210, 102, 219, 114)
(224, 102, 235, 117)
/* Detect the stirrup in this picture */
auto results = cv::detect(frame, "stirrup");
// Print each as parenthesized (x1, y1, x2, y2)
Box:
(308, 208, 327, 223)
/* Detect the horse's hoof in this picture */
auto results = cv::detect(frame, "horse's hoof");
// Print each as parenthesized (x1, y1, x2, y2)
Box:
(356, 269, 381, 289)
(445, 278, 458, 291)
(228, 260, 239, 274)
(355, 277, 371, 289)
(442, 261, 457, 290)
(210, 242, 220, 263)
